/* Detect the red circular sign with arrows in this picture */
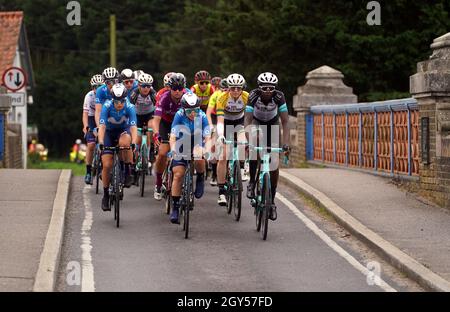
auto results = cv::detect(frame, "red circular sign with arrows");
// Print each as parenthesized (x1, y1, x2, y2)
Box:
(2, 67, 27, 92)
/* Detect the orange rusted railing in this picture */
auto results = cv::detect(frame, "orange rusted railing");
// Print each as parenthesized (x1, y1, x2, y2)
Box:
(309, 98, 419, 176)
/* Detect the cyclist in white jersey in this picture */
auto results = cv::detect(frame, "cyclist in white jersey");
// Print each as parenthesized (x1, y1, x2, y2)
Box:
(83, 74, 104, 184)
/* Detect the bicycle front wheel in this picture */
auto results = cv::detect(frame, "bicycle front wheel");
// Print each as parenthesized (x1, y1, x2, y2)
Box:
(233, 160, 242, 221)
(261, 173, 271, 240)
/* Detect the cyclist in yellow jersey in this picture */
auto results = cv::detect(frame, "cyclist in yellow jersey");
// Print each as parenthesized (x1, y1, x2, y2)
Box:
(191, 70, 216, 112)
(206, 78, 228, 186)
(215, 73, 248, 206)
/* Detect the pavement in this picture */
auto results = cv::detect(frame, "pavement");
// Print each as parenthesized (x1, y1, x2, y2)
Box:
(0, 169, 70, 292)
(280, 168, 450, 292)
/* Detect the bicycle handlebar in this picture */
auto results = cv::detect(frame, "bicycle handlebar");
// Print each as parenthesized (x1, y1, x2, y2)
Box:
(103, 146, 132, 151)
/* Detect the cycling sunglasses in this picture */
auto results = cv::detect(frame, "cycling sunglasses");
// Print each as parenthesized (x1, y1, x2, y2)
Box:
(185, 107, 200, 115)
(260, 85, 276, 92)
(139, 84, 151, 88)
(123, 79, 134, 84)
(229, 87, 243, 92)
(113, 99, 124, 105)
(105, 79, 119, 85)
(171, 85, 184, 91)
(199, 81, 209, 85)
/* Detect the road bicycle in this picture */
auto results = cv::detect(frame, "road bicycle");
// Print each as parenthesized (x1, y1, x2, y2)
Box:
(104, 146, 131, 228)
(135, 126, 153, 197)
(92, 143, 102, 194)
(223, 139, 247, 221)
(249, 145, 288, 240)
(170, 152, 195, 239)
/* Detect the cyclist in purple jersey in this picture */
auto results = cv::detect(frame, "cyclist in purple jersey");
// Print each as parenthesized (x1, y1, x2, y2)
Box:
(152, 73, 188, 200)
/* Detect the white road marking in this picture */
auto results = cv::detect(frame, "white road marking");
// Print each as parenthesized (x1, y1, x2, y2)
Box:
(81, 185, 95, 292)
(277, 193, 397, 292)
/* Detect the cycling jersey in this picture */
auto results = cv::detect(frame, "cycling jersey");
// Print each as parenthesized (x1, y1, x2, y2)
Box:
(95, 84, 112, 106)
(207, 90, 223, 116)
(126, 80, 139, 101)
(155, 88, 169, 105)
(191, 84, 215, 110)
(156, 87, 192, 106)
(246, 89, 288, 124)
(83, 90, 96, 117)
(216, 91, 249, 121)
(129, 88, 157, 115)
(155, 89, 188, 123)
(99, 98, 137, 131)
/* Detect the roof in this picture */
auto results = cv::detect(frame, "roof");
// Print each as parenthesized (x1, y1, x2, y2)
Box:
(0, 12, 24, 81)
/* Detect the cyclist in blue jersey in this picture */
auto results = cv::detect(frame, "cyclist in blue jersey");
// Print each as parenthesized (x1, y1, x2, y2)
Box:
(120, 68, 138, 100)
(98, 83, 138, 211)
(83, 74, 104, 184)
(95, 67, 120, 126)
(168, 93, 212, 224)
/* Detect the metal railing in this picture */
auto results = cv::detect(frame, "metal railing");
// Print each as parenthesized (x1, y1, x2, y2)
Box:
(308, 98, 419, 176)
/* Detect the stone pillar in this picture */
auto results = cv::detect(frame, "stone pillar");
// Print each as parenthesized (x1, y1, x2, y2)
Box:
(0, 87, 12, 168)
(410, 32, 450, 209)
(292, 66, 357, 164)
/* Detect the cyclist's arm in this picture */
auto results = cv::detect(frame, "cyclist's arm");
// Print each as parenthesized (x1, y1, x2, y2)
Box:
(82, 111, 89, 134)
(280, 110, 290, 147)
(95, 104, 102, 127)
(153, 115, 161, 135)
(127, 103, 138, 145)
(169, 133, 176, 153)
(98, 125, 106, 144)
(206, 106, 214, 130)
(130, 126, 138, 145)
(216, 116, 225, 138)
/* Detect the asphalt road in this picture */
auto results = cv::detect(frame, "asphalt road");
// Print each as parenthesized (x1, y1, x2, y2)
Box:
(56, 172, 422, 292)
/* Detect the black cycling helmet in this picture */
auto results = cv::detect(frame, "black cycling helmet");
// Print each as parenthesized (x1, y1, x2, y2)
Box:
(168, 73, 186, 88)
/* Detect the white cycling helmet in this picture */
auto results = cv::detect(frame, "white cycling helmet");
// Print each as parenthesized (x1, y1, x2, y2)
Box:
(181, 93, 201, 109)
(138, 73, 154, 85)
(102, 67, 119, 80)
(226, 73, 246, 88)
(133, 70, 144, 80)
(257, 72, 278, 85)
(111, 83, 128, 100)
(163, 72, 176, 86)
(90, 74, 104, 87)
(121, 69, 134, 81)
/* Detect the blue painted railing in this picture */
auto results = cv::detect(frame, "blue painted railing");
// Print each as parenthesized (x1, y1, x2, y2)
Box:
(307, 98, 419, 176)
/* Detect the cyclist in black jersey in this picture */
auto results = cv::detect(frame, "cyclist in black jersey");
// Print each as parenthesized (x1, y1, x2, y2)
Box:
(244, 72, 290, 221)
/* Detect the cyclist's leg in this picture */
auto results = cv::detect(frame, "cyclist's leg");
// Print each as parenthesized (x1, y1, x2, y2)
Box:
(268, 121, 281, 220)
(194, 155, 206, 199)
(170, 160, 186, 223)
(118, 130, 133, 188)
(210, 113, 218, 184)
(154, 120, 170, 198)
(101, 129, 117, 210)
(247, 121, 263, 199)
(85, 116, 96, 184)
(216, 124, 229, 206)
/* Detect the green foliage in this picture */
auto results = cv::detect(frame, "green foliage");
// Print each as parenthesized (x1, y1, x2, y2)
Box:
(1, 0, 449, 155)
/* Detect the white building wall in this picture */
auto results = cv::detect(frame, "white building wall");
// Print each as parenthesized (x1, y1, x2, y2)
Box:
(6, 48, 28, 168)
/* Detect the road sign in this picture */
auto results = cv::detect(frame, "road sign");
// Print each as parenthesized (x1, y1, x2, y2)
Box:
(6, 93, 26, 107)
(2, 67, 27, 92)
